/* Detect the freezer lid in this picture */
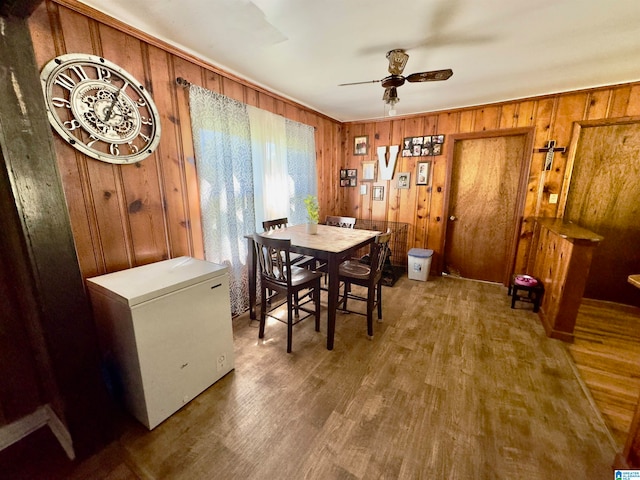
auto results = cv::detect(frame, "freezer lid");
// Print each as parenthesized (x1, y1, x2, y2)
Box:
(86, 257, 228, 306)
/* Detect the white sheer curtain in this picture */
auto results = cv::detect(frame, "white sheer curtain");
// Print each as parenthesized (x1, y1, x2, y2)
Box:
(189, 85, 317, 315)
(285, 119, 317, 225)
(189, 85, 255, 316)
(247, 106, 289, 232)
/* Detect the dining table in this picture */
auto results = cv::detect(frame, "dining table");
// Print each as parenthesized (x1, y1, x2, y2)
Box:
(247, 223, 381, 350)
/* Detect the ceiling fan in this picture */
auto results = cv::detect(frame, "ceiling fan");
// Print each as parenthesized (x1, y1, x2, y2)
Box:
(339, 49, 453, 115)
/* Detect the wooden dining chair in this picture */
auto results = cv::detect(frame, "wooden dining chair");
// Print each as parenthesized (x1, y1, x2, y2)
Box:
(337, 230, 392, 340)
(253, 233, 323, 353)
(262, 218, 315, 269)
(325, 215, 356, 228)
(316, 216, 357, 279)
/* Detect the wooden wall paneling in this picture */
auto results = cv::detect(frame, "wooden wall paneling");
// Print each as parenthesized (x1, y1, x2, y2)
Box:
(474, 105, 500, 132)
(368, 122, 387, 221)
(626, 85, 640, 116)
(512, 100, 543, 273)
(529, 98, 554, 217)
(315, 119, 330, 221)
(333, 121, 344, 219)
(373, 120, 392, 220)
(541, 93, 589, 218)
(499, 103, 519, 129)
(98, 25, 169, 267)
(338, 123, 352, 218)
(393, 119, 414, 231)
(350, 124, 370, 220)
(586, 90, 612, 120)
(56, 3, 93, 54)
(274, 98, 286, 117)
(427, 111, 459, 270)
(608, 85, 633, 118)
(27, 3, 57, 65)
(515, 101, 536, 128)
(202, 69, 222, 93)
(403, 116, 427, 248)
(28, 5, 102, 278)
(221, 76, 245, 103)
(458, 109, 475, 133)
(147, 45, 190, 260)
(414, 136, 433, 251)
(172, 57, 205, 259)
(248, 89, 261, 108)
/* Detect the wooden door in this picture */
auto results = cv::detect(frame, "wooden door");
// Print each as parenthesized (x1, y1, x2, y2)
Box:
(563, 120, 640, 306)
(444, 134, 528, 284)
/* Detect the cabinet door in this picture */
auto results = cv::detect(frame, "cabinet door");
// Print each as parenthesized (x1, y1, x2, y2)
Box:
(131, 274, 234, 429)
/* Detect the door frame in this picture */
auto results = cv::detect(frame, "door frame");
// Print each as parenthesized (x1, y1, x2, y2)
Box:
(441, 127, 535, 286)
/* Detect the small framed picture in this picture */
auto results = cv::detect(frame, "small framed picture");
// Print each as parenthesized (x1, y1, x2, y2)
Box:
(372, 185, 384, 201)
(347, 169, 357, 178)
(361, 160, 377, 181)
(416, 161, 431, 186)
(340, 178, 350, 187)
(397, 172, 410, 189)
(360, 184, 368, 195)
(349, 177, 357, 187)
(354, 135, 368, 156)
(340, 169, 347, 178)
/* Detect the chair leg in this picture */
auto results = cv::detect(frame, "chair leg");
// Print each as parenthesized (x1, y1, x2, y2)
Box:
(314, 283, 321, 332)
(287, 295, 294, 353)
(366, 286, 375, 340)
(376, 282, 383, 322)
(259, 286, 267, 339)
(341, 281, 350, 311)
(294, 292, 300, 318)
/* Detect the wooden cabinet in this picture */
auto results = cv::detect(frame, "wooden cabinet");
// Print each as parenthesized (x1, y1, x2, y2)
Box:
(87, 257, 235, 430)
(527, 218, 603, 342)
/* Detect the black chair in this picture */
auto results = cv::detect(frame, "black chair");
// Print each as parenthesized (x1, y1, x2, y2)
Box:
(253, 233, 323, 353)
(337, 230, 392, 340)
(325, 215, 356, 228)
(317, 215, 357, 281)
(262, 218, 315, 269)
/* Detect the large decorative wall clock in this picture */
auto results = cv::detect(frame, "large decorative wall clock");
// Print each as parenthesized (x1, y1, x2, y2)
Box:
(40, 53, 161, 164)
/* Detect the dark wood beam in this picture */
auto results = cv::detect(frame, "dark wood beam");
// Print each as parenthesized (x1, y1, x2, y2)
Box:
(0, 13, 113, 459)
(0, 0, 44, 18)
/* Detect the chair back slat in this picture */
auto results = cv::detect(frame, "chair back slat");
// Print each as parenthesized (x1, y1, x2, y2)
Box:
(253, 233, 292, 285)
(326, 215, 356, 228)
(372, 231, 392, 277)
(263, 218, 289, 231)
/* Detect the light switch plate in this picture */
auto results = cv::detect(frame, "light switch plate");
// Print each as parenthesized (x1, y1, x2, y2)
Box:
(549, 193, 559, 204)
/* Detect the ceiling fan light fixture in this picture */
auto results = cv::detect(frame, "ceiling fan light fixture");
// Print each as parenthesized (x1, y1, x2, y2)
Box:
(383, 87, 399, 116)
(386, 49, 409, 75)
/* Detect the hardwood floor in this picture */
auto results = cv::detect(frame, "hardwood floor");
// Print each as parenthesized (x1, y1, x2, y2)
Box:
(569, 299, 640, 447)
(2, 276, 621, 479)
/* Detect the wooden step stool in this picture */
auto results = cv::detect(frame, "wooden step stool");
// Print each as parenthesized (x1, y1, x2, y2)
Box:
(508, 274, 544, 312)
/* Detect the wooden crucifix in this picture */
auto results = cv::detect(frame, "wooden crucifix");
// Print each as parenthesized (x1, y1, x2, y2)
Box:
(535, 140, 566, 171)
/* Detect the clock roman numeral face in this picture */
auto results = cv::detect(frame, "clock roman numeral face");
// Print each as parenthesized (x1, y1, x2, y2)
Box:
(40, 54, 161, 164)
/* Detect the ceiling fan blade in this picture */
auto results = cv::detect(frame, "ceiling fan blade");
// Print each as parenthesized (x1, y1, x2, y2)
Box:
(338, 79, 381, 86)
(406, 69, 453, 83)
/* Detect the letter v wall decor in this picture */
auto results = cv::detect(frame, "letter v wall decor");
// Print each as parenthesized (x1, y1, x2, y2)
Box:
(377, 145, 399, 180)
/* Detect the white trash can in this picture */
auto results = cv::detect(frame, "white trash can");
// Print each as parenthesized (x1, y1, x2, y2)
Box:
(407, 248, 433, 281)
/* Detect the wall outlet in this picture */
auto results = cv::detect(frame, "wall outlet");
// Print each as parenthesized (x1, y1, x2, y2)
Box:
(549, 193, 559, 204)
(217, 354, 227, 372)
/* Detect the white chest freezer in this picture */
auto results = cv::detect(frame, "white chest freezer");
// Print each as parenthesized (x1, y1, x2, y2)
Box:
(86, 256, 235, 429)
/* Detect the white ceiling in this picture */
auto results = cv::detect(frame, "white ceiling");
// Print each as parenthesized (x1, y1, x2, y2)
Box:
(78, 0, 640, 122)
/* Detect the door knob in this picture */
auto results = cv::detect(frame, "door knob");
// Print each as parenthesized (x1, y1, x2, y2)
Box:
(449, 215, 457, 221)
